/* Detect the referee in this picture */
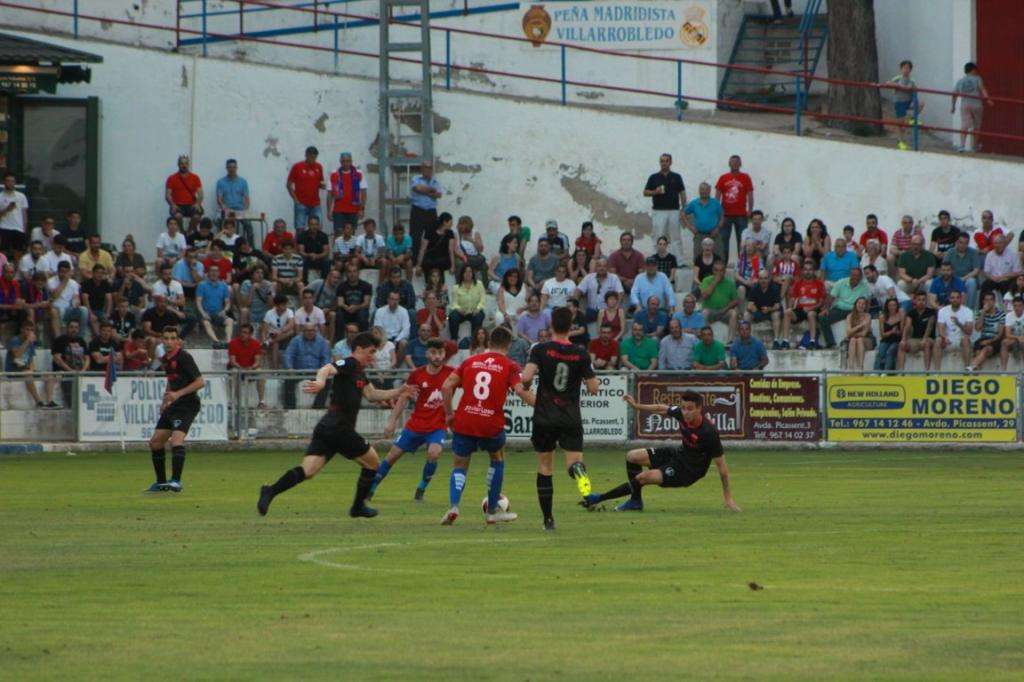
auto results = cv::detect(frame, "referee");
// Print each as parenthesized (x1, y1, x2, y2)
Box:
(582, 391, 741, 512)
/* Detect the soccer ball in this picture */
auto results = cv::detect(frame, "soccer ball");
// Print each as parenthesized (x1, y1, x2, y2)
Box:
(482, 494, 510, 513)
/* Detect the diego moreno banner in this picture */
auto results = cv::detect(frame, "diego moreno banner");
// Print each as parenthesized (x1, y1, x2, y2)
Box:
(521, 2, 712, 51)
(633, 375, 821, 441)
(503, 373, 629, 441)
(78, 375, 230, 442)
(826, 375, 1017, 443)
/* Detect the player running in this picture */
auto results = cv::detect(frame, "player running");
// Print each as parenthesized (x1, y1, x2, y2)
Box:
(440, 326, 534, 526)
(581, 391, 741, 512)
(367, 339, 453, 502)
(257, 331, 415, 518)
(519, 306, 599, 531)
(146, 326, 205, 493)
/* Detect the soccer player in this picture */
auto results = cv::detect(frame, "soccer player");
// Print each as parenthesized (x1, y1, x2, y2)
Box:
(147, 326, 205, 493)
(519, 306, 599, 531)
(581, 392, 741, 513)
(369, 339, 453, 501)
(440, 326, 534, 526)
(257, 331, 415, 518)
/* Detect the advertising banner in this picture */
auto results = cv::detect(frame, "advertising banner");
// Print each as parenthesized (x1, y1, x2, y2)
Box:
(633, 375, 821, 441)
(826, 375, 1018, 443)
(503, 373, 629, 442)
(520, 2, 712, 51)
(78, 375, 230, 442)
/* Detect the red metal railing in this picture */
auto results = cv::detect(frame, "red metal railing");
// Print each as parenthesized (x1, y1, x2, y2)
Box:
(5, 0, 1024, 150)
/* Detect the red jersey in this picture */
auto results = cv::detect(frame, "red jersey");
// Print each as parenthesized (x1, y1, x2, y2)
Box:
(772, 259, 797, 278)
(858, 229, 888, 247)
(714, 171, 753, 217)
(166, 171, 202, 206)
(287, 161, 324, 207)
(588, 337, 619, 362)
(329, 168, 366, 214)
(973, 227, 1004, 253)
(453, 351, 521, 437)
(262, 230, 295, 256)
(228, 336, 262, 369)
(790, 278, 826, 311)
(416, 307, 447, 337)
(891, 227, 923, 251)
(202, 256, 232, 280)
(575, 234, 601, 256)
(405, 365, 454, 433)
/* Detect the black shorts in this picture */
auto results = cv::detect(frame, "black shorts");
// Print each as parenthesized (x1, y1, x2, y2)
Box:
(791, 308, 812, 323)
(0, 229, 26, 254)
(306, 420, 370, 461)
(647, 447, 702, 488)
(531, 424, 584, 453)
(156, 400, 201, 433)
(973, 338, 1002, 352)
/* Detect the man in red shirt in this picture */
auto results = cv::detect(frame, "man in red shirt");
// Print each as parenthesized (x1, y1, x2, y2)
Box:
(858, 214, 889, 254)
(262, 219, 295, 256)
(228, 322, 266, 408)
(607, 232, 645, 298)
(782, 259, 827, 349)
(165, 155, 204, 218)
(588, 323, 620, 368)
(202, 240, 233, 281)
(328, 152, 367, 235)
(286, 146, 325, 233)
(368, 339, 454, 502)
(123, 329, 151, 371)
(714, 154, 754, 265)
(972, 210, 1012, 253)
(441, 326, 535, 525)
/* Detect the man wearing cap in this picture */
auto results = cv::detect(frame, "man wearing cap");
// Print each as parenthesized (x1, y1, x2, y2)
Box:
(286, 146, 325, 233)
(543, 220, 571, 257)
(630, 255, 676, 312)
(328, 152, 367, 235)
(409, 160, 443, 259)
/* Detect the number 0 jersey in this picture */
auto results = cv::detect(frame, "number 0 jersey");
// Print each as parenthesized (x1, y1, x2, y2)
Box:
(404, 364, 454, 433)
(453, 351, 521, 438)
(528, 340, 594, 429)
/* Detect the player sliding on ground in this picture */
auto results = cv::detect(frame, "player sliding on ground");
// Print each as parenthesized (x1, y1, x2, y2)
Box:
(367, 339, 453, 502)
(256, 331, 416, 518)
(146, 326, 205, 493)
(440, 326, 534, 526)
(581, 391, 742, 512)
(519, 306, 599, 531)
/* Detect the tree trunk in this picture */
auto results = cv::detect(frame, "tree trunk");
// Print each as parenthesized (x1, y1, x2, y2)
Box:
(825, 0, 883, 136)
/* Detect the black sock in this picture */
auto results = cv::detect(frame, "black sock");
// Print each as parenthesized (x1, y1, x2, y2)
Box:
(151, 449, 166, 483)
(536, 473, 554, 522)
(598, 482, 633, 502)
(352, 467, 376, 510)
(269, 466, 306, 496)
(171, 445, 186, 481)
(626, 461, 643, 502)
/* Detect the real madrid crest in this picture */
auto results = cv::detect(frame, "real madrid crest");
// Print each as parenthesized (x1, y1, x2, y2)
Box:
(522, 5, 552, 47)
(680, 5, 709, 48)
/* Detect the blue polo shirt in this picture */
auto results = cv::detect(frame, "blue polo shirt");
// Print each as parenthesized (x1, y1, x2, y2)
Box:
(216, 175, 250, 211)
(672, 309, 706, 331)
(633, 308, 669, 335)
(172, 259, 205, 285)
(820, 250, 859, 282)
(684, 197, 724, 234)
(409, 175, 442, 210)
(929, 275, 965, 306)
(730, 336, 768, 370)
(196, 279, 230, 315)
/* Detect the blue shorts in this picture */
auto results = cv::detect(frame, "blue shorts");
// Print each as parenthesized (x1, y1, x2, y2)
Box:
(394, 427, 446, 453)
(451, 430, 506, 457)
(894, 100, 912, 119)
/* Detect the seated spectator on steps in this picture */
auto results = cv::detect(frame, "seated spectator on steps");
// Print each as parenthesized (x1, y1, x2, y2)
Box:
(237, 265, 275, 329)
(81, 264, 114, 337)
(735, 240, 763, 298)
(927, 261, 966, 309)
(187, 217, 216, 260)
(575, 258, 624, 322)
(819, 267, 870, 349)
(858, 214, 888, 257)
(619, 320, 659, 370)
(336, 262, 373, 333)
(730, 320, 769, 370)
(454, 215, 487, 277)
(47, 262, 89, 340)
(262, 219, 295, 257)
(494, 268, 527, 329)
(123, 328, 151, 371)
(896, 292, 936, 370)
(540, 263, 576, 311)
(22, 271, 51, 328)
(18, 240, 48, 283)
(929, 210, 962, 260)
(633, 296, 669, 338)
(88, 321, 123, 374)
(575, 221, 603, 259)
(384, 223, 414, 280)
(933, 290, 973, 371)
(156, 216, 187, 267)
(740, 210, 772, 263)
(142, 294, 195, 350)
(416, 290, 446, 338)
(844, 297, 874, 371)
(744, 269, 783, 348)
(260, 293, 296, 368)
(115, 238, 146, 282)
(372, 290, 411, 359)
(526, 238, 559, 293)
(820, 238, 859, 289)
(271, 239, 304, 296)
(896, 235, 935, 295)
(228, 322, 266, 409)
(981, 234, 1021, 297)
(516, 292, 551, 344)
(294, 289, 327, 338)
(943, 233, 981, 308)
(43, 235, 75, 276)
(332, 323, 359, 362)
(864, 264, 910, 315)
(375, 265, 417, 317)
(607, 232, 645, 296)
(968, 290, 1005, 371)
(405, 323, 434, 369)
(78, 235, 114, 278)
(973, 209, 1011, 253)
(232, 238, 271, 286)
(110, 297, 138, 340)
(861, 239, 888, 276)
(873, 297, 904, 371)
(699, 259, 739, 341)
(842, 226, 859, 257)
(354, 218, 387, 271)
(448, 265, 486, 342)
(596, 290, 626, 341)
(658, 318, 697, 370)
(651, 236, 678, 282)
(672, 293, 706, 335)
(773, 217, 804, 263)
(999, 296, 1024, 370)
(196, 265, 234, 346)
(172, 248, 205, 300)
(887, 215, 923, 272)
(202, 240, 233, 282)
(630, 256, 675, 312)
(588, 324, 620, 370)
(30, 216, 59, 252)
(542, 220, 571, 258)
(691, 325, 727, 370)
(282, 323, 331, 409)
(782, 259, 827, 350)
(5, 321, 56, 407)
(304, 268, 340, 342)
(51, 319, 89, 406)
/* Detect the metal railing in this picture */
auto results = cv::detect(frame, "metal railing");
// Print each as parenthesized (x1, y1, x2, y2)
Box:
(5, 0, 1024, 153)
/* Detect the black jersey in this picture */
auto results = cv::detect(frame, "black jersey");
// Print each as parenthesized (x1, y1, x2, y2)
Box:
(528, 340, 595, 428)
(162, 348, 202, 408)
(667, 405, 724, 477)
(327, 356, 368, 430)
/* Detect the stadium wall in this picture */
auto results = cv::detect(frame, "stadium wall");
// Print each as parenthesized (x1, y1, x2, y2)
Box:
(25, 30, 1024, 261)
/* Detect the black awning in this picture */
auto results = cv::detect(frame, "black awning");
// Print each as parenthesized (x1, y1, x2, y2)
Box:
(0, 32, 102, 94)
(0, 32, 103, 65)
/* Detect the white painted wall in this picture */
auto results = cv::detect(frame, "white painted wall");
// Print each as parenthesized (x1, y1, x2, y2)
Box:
(19, 30, 1024, 264)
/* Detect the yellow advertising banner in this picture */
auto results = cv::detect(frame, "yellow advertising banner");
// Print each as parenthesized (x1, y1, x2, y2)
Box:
(826, 375, 1018, 442)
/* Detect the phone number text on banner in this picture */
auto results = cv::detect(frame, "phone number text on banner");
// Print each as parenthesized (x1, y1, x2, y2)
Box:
(634, 374, 821, 441)
(78, 375, 229, 442)
(826, 375, 1017, 442)
(503, 374, 629, 441)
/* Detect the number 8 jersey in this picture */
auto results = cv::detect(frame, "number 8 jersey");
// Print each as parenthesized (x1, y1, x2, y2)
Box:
(453, 351, 522, 438)
(528, 340, 595, 429)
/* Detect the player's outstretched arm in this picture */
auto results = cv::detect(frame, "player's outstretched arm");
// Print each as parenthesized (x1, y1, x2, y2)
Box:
(513, 383, 536, 407)
(441, 372, 461, 426)
(383, 393, 410, 437)
(363, 381, 416, 403)
(519, 362, 538, 386)
(714, 455, 741, 512)
(623, 394, 669, 414)
(302, 362, 338, 394)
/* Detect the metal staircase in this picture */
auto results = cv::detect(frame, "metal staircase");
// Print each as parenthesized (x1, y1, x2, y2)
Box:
(718, 7, 828, 110)
(377, 0, 434, 232)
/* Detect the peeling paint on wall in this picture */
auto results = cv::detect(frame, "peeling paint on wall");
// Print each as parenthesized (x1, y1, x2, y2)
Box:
(180, 65, 188, 88)
(576, 90, 605, 100)
(560, 165, 652, 238)
(263, 135, 281, 158)
(437, 161, 482, 174)
(314, 113, 329, 133)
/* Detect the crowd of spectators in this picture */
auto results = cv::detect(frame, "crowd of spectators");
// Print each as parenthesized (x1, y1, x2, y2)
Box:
(1, 149, 1021, 409)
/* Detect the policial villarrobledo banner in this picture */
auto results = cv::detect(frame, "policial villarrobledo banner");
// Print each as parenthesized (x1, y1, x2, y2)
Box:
(77, 375, 229, 442)
(826, 375, 1017, 443)
(501, 373, 629, 441)
(520, 2, 712, 51)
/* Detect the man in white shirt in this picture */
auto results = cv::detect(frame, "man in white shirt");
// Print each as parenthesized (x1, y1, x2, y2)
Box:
(540, 263, 576, 310)
(18, 241, 49, 283)
(0, 172, 29, 254)
(372, 290, 410, 357)
(739, 209, 772, 263)
(575, 257, 624, 321)
(294, 289, 327, 337)
(43, 235, 76, 276)
(933, 290, 974, 370)
(1000, 296, 1024, 370)
(354, 218, 387, 270)
(260, 293, 296, 368)
(29, 217, 59, 251)
(864, 264, 910, 313)
(46, 262, 89, 338)
(981, 235, 1021, 298)
(155, 216, 188, 265)
(152, 264, 187, 311)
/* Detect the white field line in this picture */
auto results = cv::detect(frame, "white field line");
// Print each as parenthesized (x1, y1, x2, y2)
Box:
(298, 537, 544, 573)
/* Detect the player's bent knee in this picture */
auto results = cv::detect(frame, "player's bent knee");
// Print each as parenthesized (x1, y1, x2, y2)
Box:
(636, 470, 662, 486)
(626, 448, 649, 464)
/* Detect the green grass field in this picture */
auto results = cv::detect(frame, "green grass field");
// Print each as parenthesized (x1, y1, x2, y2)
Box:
(2, 447, 1022, 680)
